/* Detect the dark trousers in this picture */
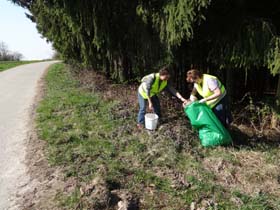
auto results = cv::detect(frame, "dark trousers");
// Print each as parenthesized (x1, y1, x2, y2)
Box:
(137, 92, 161, 124)
(212, 95, 233, 127)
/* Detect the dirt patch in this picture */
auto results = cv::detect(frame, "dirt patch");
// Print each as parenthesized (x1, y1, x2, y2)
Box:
(19, 66, 279, 209)
(19, 134, 66, 210)
(17, 67, 78, 210)
(77, 70, 138, 110)
(76, 69, 188, 123)
(203, 150, 280, 197)
(77, 69, 280, 200)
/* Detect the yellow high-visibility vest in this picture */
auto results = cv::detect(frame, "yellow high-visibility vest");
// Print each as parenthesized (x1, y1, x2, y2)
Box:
(139, 73, 167, 99)
(195, 74, 226, 108)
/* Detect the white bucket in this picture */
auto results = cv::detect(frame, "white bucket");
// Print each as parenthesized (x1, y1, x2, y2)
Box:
(145, 113, 159, 130)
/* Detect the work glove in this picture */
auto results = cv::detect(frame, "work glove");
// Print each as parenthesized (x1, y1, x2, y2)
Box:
(199, 98, 207, 103)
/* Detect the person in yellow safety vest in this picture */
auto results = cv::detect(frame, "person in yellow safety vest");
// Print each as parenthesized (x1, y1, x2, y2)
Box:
(185, 69, 233, 127)
(137, 67, 187, 129)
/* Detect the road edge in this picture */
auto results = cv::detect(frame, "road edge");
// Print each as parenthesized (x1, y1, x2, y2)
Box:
(15, 63, 65, 210)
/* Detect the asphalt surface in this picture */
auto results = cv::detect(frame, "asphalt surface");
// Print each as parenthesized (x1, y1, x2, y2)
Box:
(0, 61, 58, 210)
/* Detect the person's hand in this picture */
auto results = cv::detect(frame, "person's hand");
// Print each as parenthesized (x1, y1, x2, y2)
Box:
(199, 98, 207, 103)
(183, 100, 192, 108)
(148, 102, 153, 111)
(181, 97, 188, 103)
(190, 95, 197, 102)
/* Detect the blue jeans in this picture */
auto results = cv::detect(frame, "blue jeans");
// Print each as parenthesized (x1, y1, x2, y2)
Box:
(137, 92, 161, 124)
(212, 95, 233, 127)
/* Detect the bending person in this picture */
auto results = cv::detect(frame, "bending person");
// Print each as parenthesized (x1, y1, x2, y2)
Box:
(186, 69, 233, 127)
(137, 67, 187, 129)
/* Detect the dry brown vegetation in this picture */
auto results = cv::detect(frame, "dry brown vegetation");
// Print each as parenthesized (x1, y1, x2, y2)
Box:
(33, 64, 280, 209)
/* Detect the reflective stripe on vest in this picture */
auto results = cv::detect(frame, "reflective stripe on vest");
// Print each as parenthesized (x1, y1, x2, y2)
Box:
(139, 73, 167, 99)
(195, 74, 226, 108)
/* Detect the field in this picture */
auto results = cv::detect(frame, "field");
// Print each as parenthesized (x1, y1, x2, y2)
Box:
(0, 60, 40, 72)
(36, 63, 280, 209)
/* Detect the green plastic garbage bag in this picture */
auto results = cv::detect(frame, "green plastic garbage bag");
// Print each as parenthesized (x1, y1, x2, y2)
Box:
(184, 102, 232, 147)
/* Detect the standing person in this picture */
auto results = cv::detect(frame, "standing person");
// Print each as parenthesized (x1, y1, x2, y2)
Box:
(137, 67, 187, 129)
(186, 69, 233, 127)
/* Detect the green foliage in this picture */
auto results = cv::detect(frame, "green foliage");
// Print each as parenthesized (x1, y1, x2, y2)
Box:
(0, 60, 40, 71)
(207, 19, 280, 74)
(36, 64, 280, 209)
(137, 0, 211, 47)
(267, 37, 280, 75)
(10, 0, 280, 83)
(15, 0, 171, 82)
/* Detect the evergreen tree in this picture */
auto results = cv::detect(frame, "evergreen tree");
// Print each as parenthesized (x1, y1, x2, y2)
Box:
(10, 0, 280, 106)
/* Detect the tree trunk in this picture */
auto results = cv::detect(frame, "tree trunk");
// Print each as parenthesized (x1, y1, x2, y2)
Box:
(121, 55, 130, 82)
(105, 58, 110, 79)
(226, 68, 234, 107)
(276, 74, 280, 102)
(271, 74, 280, 129)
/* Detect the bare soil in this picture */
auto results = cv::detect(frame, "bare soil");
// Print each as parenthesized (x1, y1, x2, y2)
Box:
(18, 67, 78, 210)
(77, 69, 280, 198)
(20, 67, 280, 209)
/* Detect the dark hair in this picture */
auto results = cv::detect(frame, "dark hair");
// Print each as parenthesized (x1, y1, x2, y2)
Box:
(159, 66, 170, 76)
(186, 69, 202, 82)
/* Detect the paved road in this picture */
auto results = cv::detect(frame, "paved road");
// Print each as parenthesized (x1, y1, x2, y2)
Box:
(0, 61, 58, 210)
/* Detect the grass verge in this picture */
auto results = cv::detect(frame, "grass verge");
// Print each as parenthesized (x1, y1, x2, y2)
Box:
(36, 63, 280, 209)
(0, 60, 41, 72)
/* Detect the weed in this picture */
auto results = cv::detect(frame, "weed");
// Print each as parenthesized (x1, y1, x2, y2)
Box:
(37, 64, 280, 209)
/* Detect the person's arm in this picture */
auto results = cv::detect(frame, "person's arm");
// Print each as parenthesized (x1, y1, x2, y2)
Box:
(165, 85, 187, 102)
(189, 87, 198, 101)
(199, 88, 221, 103)
(142, 74, 155, 110)
(146, 97, 153, 111)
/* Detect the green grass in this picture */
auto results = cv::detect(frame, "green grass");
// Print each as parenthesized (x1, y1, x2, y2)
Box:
(36, 63, 280, 209)
(0, 60, 41, 71)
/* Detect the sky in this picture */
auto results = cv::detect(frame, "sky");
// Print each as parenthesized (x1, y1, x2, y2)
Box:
(0, 0, 54, 60)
